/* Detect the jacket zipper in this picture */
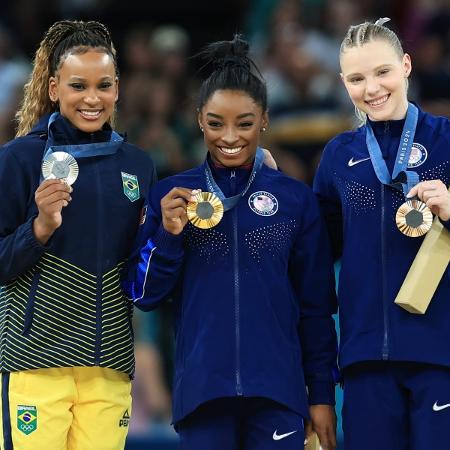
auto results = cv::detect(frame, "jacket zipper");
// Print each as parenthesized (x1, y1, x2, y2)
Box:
(231, 170, 243, 395)
(381, 123, 390, 360)
(381, 185, 389, 359)
(95, 162, 103, 365)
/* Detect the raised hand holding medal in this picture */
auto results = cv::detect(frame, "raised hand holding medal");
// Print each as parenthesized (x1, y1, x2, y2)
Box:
(406, 180, 450, 223)
(161, 187, 203, 235)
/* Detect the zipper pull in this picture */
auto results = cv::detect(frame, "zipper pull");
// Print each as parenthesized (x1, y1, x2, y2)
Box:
(230, 170, 236, 179)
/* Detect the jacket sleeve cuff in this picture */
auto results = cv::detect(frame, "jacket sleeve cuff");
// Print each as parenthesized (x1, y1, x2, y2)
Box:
(307, 380, 335, 406)
(24, 216, 53, 251)
(152, 224, 184, 257)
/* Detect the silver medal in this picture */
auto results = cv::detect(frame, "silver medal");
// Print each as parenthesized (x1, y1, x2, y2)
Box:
(41, 152, 79, 186)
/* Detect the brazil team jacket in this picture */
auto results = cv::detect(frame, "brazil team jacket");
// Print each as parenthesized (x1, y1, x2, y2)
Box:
(123, 159, 338, 423)
(313, 105, 450, 371)
(0, 113, 156, 376)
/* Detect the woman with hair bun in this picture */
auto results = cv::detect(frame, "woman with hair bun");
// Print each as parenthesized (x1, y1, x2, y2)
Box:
(314, 17, 450, 450)
(0, 20, 156, 449)
(124, 35, 338, 449)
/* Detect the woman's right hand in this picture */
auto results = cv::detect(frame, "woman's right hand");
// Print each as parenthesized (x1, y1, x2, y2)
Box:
(33, 179, 72, 244)
(161, 187, 199, 235)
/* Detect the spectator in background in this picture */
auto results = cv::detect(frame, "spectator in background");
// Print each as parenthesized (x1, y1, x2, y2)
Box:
(412, 9, 450, 117)
(118, 24, 198, 178)
(245, 0, 369, 184)
(0, 25, 30, 143)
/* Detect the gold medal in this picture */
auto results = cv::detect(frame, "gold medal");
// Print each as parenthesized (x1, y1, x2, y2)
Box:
(396, 199, 433, 237)
(186, 191, 224, 229)
(41, 151, 79, 186)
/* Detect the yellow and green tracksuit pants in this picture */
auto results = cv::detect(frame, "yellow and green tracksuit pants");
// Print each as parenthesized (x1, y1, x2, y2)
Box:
(0, 366, 132, 450)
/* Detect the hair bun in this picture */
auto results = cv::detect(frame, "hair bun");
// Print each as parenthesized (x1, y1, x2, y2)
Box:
(200, 34, 250, 71)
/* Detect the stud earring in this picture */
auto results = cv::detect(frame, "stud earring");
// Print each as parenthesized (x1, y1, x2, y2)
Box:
(200, 127, 204, 132)
(261, 127, 266, 132)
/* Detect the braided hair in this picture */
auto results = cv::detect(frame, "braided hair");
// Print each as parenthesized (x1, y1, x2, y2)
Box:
(340, 17, 404, 60)
(16, 20, 118, 137)
(197, 34, 267, 112)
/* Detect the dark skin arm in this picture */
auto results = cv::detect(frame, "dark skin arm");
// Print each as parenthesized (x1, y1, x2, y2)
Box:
(160, 187, 200, 235)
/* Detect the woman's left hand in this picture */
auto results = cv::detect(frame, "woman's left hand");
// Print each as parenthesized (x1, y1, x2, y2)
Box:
(308, 404, 337, 450)
(407, 179, 450, 222)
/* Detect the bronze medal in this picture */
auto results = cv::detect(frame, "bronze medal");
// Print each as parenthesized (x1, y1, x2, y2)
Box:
(41, 151, 79, 186)
(186, 191, 224, 229)
(396, 199, 433, 237)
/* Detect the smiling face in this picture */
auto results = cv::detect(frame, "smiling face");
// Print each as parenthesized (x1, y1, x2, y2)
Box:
(340, 39, 411, 121)
(198, 89, 268, 167)
(49, 49, 118, 133)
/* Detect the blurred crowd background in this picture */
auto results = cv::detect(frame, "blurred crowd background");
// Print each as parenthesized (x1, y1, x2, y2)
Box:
(1, 0, 449, 448)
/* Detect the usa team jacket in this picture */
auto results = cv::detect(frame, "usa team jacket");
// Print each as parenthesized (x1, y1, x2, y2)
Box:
(123, 159, 338, 423)
(0, 114, 156, 376)
(313, 106, 450, 371)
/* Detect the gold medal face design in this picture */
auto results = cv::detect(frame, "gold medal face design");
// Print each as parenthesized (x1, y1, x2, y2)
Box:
(186, 191, 224, 229)
(41, 152, 79, 186)
(396, 199, 433, 237)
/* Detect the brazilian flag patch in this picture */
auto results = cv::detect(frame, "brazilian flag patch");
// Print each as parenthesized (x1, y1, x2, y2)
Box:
(17, 405, 37, 435)
(121, 172, 140, 202)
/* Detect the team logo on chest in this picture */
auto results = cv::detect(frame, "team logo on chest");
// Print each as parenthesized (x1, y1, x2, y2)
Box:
(248, 191, 278, 216)
(17, 405, 37, 435)
(407, 143, 427, 168)
(121, 172, 140, 202)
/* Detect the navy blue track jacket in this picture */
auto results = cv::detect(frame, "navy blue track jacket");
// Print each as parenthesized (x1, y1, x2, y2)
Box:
(314, 106, 450, 371)
(0, 114, 156, 375)
(123, 159, 338, 424)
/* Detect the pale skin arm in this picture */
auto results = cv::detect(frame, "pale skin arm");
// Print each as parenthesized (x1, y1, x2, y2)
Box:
(305, 404, 337, 450)
(33, 179, 72, 245)
(407, 179, 450, 221)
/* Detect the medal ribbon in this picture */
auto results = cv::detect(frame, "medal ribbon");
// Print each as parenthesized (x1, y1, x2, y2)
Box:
(204, 147, 264, 212)
(365, 102, 419, 196)
(42, 112, 124, 161)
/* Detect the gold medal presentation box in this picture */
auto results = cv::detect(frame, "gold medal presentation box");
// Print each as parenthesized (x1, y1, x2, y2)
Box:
(395, 215, 450, 314)
(304, 432, 321, 450)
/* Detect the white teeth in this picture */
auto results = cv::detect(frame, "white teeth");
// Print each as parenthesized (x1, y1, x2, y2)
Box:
(368, 95, 389, 107)
(220, 146, 242, 154)
(80, 110, 101, 117)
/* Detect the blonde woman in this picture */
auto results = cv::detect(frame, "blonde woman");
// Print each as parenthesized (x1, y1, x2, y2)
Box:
(314, 18, 450, 450)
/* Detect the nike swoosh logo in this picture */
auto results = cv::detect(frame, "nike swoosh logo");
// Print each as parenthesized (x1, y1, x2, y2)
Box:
(433, 401, 450, 411)
(273, 430, 297, 441)
(348, 156, 371, 167)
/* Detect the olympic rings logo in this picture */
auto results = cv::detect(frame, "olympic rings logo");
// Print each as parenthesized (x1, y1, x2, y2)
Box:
(20, 424, 34, 432)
